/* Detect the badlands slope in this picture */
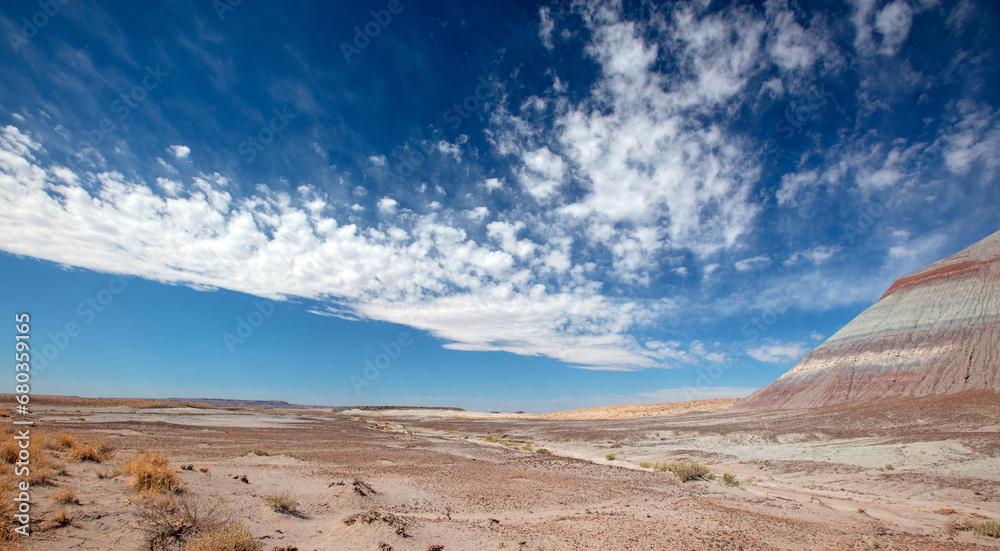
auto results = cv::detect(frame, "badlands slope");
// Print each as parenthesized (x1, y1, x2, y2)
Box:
(737, 230, 1000, 410)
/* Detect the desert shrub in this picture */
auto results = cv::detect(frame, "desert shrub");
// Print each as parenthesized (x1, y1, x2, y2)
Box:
(246, 447, 270, 457)
(520, 443, 533, 452)
(536, 448, 549, 454)
(974, 520, 1000, 538)
(723, 472, 739, 487)
(133, 493, 229, 550)
(185, 522, 262, 551)
(609, 441, 626, 449)
(125, 451, 179, 494)
(262, 493, 298, 515)
(664, 461, 710, 482)
(639, 461, 652, 468)
(52, 488, 79, 505)
(605, 453, 616, 461)
(484, 435, 498, 443)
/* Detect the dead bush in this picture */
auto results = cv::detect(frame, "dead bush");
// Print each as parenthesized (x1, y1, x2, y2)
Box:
(132, 493, 229, 550)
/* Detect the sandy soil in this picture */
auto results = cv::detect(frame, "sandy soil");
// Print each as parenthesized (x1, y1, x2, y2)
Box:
(20, 391, 1000, 550)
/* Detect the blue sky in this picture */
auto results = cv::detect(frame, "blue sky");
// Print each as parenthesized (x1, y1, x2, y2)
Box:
(1, 0, 998, 412)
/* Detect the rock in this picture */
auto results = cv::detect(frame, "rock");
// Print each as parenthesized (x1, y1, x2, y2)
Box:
(736, 230, 1000, 410)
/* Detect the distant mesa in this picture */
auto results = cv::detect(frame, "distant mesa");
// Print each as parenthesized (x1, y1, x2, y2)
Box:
(164, 399, 466, 412)
(736, 230, 1000, 411)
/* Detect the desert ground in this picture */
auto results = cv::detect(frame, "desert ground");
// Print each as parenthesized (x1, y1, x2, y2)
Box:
(7, 391, 1000, 550)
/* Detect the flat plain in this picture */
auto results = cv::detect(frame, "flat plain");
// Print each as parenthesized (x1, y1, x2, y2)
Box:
(10, 392, 1000, 550)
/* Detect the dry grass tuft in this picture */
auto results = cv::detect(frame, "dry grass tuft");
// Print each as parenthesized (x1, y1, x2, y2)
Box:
(49, 433, 78, 451)
(46, 507, 75, 529)
(262, 493, 299, 515)
(0, 429, 54, 486)
(125, 451, 179, 494)
(245, 447, 270, 457)
(52, 488, 79, 505)
(0, 467, 21, 541)
(68, 439, 115, 463)
(184, 522, 262, 551)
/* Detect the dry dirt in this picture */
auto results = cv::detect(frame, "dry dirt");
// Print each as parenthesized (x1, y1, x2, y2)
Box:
(16, 391, 1000, 550)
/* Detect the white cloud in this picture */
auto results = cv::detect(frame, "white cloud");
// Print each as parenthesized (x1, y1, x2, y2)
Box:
(486, 221, 536, 259)
(784, 245, 839, 266)
(874, 0, 913, 55)
(156, 157, 177, 173)
(776, 170, 817, 206)
(156, 177, 181, 197)
(734, 254, 771, 272)
(538, 6, 555, 50)
(377, 197, 398, 213)
(167, 145, 191, 159)
(0, 125, 660, 371)
(482, 177, 504, 192)
(767, 5, 819, 71)
(747, 341, 810, 363)
(368, 155, 387, 166)
(436, 140, 461, 160)
(940, 101, 1000, 177)
(465, 206, 489, 221)
(518, 147, 564, 200)
(490, 1, 765, 277)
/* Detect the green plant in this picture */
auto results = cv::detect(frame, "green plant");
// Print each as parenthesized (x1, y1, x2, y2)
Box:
(484, 435, 499, 443)
(663, 461, 710, 482)
(605, 453, 616, 461)
(520, 443, 533, 452)
(884, 464, 894, 471)
(723, 472, 739, 487)
(639, 461, 652, 468)
(973, 520, 1000, 538)
(536, 448, 549, 454)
